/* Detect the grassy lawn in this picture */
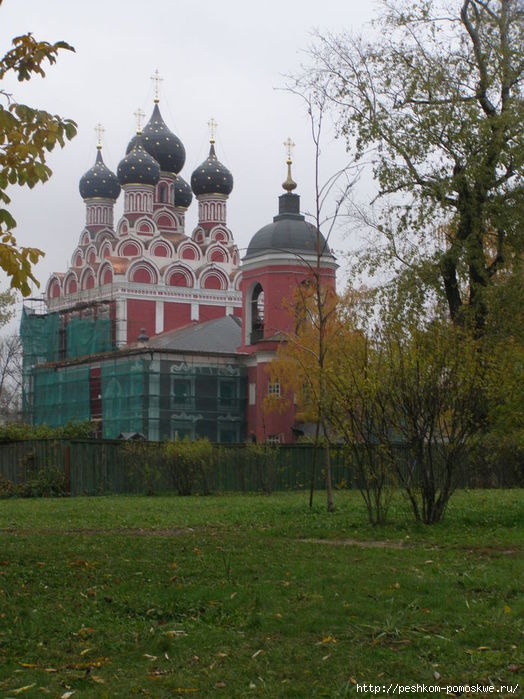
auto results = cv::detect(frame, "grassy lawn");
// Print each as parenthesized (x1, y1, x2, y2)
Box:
(0, 490, 522, 697)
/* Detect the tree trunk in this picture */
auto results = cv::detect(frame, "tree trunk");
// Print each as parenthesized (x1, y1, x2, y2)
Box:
(309, 420, 320, 508)
(323, 421, 335, 512)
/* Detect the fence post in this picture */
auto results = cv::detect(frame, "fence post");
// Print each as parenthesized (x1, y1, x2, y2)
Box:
(64, 444, 71, 495)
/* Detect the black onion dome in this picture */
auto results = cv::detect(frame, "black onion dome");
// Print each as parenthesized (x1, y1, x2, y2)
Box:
(191, 143, 233, 196)
(244, 192, 334, 261)
(79, 148, 121, 200)
(131, 104, 186, 174)
(117, 136, 160, 186)
(125, 132, 142, 153)
(174, 175, 193, 208)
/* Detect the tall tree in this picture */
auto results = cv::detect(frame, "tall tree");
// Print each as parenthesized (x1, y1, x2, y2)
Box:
(265, 282, 341, 511)
(304, 0, 524, 331)
(0, 332, 22, 422)
(0, 288, 15, 326)
(374, 318, 487, 523)
(0, 2, 77, 295)
(265, 92, 357, 512)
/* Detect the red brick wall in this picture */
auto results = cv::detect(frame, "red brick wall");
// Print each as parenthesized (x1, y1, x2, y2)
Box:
(126, 299, 156, 343)
(163, 302, 192, 332)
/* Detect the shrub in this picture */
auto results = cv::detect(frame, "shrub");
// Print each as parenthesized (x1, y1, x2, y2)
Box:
(0, 465, 67, 498)
(120, 441, 163, 495)
(164, 437, 215, 495)
(244, 442, 279, 494)
(0, 474, 19, 498)
(0, 420, 95, 442)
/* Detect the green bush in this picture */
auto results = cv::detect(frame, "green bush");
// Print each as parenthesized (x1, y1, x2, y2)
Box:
(0, 420, 95, 443)
(120, 441, 163, 495)
(243, 442, 278, 494)
(22, 465, 68, 497)
(164, 437, 215, 495)
(0, 465, 67, 498)
(0, 474, 19, 498)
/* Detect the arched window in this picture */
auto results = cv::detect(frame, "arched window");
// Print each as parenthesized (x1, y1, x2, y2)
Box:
(250, 283, 264, 343)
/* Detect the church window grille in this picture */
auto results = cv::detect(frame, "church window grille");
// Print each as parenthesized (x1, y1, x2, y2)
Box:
(268, 380, 281, 398)
(267, 434, 282, 445)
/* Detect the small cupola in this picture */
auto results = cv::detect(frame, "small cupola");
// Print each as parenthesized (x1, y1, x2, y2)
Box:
(191, 120, 233, 197)
(79, 130, 121, 201)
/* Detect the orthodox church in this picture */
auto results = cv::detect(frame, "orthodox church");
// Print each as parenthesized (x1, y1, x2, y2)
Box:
(21, 90, 337, 443)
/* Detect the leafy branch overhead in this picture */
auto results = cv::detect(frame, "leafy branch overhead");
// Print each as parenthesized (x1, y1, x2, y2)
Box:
(303, 0, 524, 331)
(0, 23, 77, 295)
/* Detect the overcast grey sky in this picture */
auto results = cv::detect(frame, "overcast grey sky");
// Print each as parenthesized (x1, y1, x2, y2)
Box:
(0, 0, 378, 324)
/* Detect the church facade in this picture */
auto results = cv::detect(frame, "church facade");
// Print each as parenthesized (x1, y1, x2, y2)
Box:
(21, 96, 337, 443)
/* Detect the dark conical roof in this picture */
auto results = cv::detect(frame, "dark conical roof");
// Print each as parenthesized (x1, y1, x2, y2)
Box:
(79, 147, 121, 200)
(126, 104, 185, 175)
(174, 175, 193, 208)
(191, 142, 233, 196)
(117, 135, 160, 186)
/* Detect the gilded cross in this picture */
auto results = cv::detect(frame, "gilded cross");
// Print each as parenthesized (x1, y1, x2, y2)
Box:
(208, 117, 218, 143)
(94, 123, 105, 148)
(151, 69, 163, 103)
(284, 137, 295, 163)
(134, 108, 145, 133)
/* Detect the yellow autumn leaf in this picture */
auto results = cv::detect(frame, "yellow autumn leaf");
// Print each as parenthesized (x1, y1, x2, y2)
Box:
(12, 684, 36, 695)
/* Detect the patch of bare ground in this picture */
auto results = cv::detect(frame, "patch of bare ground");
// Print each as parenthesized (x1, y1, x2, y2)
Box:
(300, 537, 411, 549)
(300, 539, 522, 556)
(460, 545, 521, 558)
(0, 527, 194, 536)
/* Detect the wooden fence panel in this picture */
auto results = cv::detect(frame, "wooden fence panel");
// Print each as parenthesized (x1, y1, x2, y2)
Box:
(0, 439, 521, 495)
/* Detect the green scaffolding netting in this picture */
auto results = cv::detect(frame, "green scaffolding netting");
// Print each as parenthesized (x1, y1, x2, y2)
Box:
(20, 308, 60, 364)
(21, 308, 114, 364)
(66, 316, 112, 358)
(21, 309, 247, 440)
(21, 309, 116, 423)
(33, 365, 90, 427)
(101, 358, 146, 439)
